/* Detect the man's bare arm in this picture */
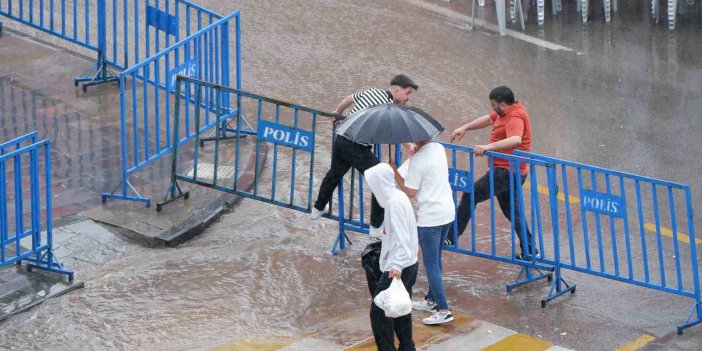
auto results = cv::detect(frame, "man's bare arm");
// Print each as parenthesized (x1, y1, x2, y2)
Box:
(451, 114, 492, 143)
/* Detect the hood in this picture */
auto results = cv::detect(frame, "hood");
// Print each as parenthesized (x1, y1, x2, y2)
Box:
(365, 163, 396, 209)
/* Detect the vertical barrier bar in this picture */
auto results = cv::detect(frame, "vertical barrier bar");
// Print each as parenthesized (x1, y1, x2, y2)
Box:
(271, 104, 280, 201)
(605, 174, 620, 276)
(308, 112, 317, 210)
(253, 99, 262, 196)
(668, 187, 682, 290)
(590, 171, 605, 273)
(212, 87, 222, 186)
(469, 152, 475, 251)
(489, 158, 496, 255)
(192, 83, 202, 180)
(620, 176, 634, 280)
(290, 109, 299, 206)
(14, 150, 23, 258)
(685, 187, 701, 321)
(0, 159, 6, 263)
(652, 184, 667, 287)
(635, 180, 651, 283)
(29, 146, 40, 252)
(577, 168, 592, 269)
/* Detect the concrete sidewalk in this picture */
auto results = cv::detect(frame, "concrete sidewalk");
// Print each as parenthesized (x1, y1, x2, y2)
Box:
(212, 310, 574, 351)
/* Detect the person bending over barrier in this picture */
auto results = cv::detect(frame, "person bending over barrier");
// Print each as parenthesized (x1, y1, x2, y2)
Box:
(449, 86, 536, 260)
(311, 75, 418, 237)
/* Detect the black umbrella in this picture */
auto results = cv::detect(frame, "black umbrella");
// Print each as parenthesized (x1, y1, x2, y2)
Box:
(335, 103, 445, 145)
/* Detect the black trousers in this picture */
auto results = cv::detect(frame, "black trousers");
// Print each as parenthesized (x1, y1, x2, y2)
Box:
(448, 168, 534, 255)
(370, 262, 419, 351)
(314, 135, 384, 228)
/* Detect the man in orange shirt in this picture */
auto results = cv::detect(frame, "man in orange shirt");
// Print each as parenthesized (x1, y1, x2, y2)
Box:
(448, 86, 535, 260)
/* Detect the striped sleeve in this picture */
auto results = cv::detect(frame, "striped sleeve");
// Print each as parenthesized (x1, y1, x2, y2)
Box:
(349, 88, 393, 115)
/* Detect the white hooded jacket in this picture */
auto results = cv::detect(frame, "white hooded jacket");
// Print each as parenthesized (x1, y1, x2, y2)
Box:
(365, 164, 418, 273)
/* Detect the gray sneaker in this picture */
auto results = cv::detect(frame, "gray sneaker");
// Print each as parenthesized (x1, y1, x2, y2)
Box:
(412, 299, 437, 312)
(423, 310, 454, 325)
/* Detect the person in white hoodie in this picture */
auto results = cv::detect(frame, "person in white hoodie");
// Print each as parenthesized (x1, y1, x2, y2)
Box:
(364, 163, 419, 351)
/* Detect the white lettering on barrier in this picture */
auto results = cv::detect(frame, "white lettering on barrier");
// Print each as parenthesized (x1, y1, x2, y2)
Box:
(448, 168, 471, 192)
(258, 121, 312, 152)
(581, 191, 623, 217)
(169, 60, 198, 91)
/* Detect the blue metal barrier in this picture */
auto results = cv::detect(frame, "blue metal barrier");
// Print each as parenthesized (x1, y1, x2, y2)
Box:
(158, 76, 337, 213)
(101, 10, 239, 206)
(154, 77, 700, 334)
(1, 0, 224, 91)
(515, 150, 701, 334)
(0, 132, 73, 280)
(332, 144, 558, 291)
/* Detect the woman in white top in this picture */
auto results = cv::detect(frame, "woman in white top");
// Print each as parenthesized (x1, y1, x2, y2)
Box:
(392, 139, 456, 325)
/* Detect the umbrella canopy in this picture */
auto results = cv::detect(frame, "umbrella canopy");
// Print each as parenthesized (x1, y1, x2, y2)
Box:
(335, 103, 445, 144)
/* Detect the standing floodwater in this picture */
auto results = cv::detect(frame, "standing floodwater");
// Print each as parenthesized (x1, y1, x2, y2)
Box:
(1, 0, 701, 350)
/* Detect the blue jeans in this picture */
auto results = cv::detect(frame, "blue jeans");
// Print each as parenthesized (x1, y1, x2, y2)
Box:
(418, 223, 451, 310)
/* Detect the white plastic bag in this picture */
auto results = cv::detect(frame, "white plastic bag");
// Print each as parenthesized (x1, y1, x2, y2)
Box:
(373, 277, 412, 318)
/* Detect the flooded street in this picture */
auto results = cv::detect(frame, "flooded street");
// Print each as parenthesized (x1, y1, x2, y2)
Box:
(1, 0, 702, 349)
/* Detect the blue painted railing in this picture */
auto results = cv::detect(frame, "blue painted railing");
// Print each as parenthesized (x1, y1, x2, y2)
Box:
(158, 76, 336, 212)
(515, 150, 701, 334)
(101, 10, 239, 206)
(158, 76, 699, 334)
(0, 132, 73, 280)
(1, 0, 224, 90)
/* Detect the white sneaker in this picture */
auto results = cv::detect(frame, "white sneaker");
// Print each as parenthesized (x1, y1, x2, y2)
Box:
(310, 204, 329, 220)
(412, 299, 437, 312)
(423, 310, 454, 325)
(368, 223, 384, 238)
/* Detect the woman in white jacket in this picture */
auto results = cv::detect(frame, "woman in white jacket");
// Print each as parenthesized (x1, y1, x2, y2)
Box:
(364, 163, 419, 351)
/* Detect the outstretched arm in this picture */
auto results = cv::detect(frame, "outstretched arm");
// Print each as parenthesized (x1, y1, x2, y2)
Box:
(451, 114, 492, 143)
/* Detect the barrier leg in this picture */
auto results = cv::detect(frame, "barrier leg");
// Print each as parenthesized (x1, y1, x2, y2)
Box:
(25, 249, 74, 281)
(506, 263, 553, 292)
(331, 229, 352, 256)
(677, 303, 702, 334)
(74, 0, 118, 92)
(331, 179, 352, 255)
(541, 267, 576, 308)
(73, 53, 119, 93)
(101, 179, 151, 207)
(156, 181, 190, 211)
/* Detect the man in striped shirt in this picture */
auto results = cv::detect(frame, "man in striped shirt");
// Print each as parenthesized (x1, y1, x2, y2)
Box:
(311, 74, 418, 236)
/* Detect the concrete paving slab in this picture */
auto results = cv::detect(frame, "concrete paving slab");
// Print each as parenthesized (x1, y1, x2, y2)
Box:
(419, 319, 517, 351)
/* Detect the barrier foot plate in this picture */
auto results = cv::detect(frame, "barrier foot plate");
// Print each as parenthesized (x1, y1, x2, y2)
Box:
(506, 265, 552, 292)
(677, 303, 702, 334)
(541, 277, 576, 308)
(24, 249, 74, 281)
(74, 57, 118, 93)
(156, 181, 190, 211)
(101, 180, 151, 207)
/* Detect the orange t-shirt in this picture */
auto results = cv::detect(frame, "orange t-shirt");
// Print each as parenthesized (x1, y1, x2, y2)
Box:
(488, 101, 531, 175)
